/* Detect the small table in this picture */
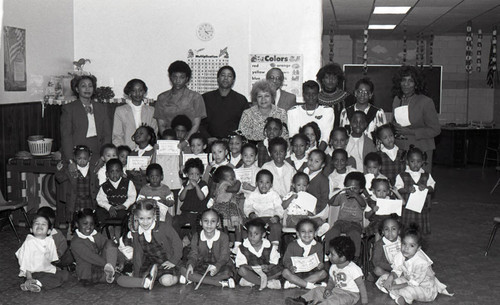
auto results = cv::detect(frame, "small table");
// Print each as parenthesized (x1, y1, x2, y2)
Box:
(6, 157, 65, 226)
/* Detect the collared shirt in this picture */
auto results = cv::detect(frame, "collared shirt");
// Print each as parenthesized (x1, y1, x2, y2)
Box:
(200, 229, 220, 249)
(96, 178, 137, 211)
(134, 144, 154, 157)
(138, 221, 156, 242)
(75, 229, 98, 243)
(297, 238, 317, 257)
(78, 164, 90, 178)
(126, 100, 143, 129)
(235, 238, 280, 267)
(346, 136, 364, 172)
(381, 145, 399, 162)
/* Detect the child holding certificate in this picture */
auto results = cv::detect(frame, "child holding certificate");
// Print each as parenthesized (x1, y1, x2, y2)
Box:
(282, 219, 327, 290)
(237, 143, 260, 198)
(394, 146, 435, 234)
(286, 236, 368, 305)
(371, 215, 401, 279)
(127, 124, 157, 192)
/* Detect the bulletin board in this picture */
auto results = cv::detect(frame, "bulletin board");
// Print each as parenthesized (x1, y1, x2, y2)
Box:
(344, 64, 442, 113)
(249, 54, 303, 97)
(187, 48, 229, 94)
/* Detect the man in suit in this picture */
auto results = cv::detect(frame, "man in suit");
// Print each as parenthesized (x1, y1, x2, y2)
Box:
(266, 68, 297, 111)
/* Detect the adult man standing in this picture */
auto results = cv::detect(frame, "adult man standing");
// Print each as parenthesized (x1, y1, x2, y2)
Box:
(266, 68, 297, 111)
(201, 66, 249, 142)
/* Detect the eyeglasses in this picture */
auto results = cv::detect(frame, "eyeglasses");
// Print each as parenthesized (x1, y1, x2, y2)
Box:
(355, 89, 371, 95)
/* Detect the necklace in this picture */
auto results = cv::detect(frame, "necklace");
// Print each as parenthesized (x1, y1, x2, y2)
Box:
(304, 104, 318, 116)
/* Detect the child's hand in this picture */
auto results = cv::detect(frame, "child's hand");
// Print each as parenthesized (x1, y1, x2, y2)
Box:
(323, 288, 333, 299)
(261, 265, 271, 272)
(190, 179, 199, 188)
(316, 262, 325, 270)
(269, 216, 280, 224)
(373, 205, 379, 212)
(383, 275, 394, 290)
(242, 182, 256, 191)
(185, 181, 194, 190)
(409, 186, 416, 193)
(249, 212, 257, 219)
(163, 199, 175, 207)
(161, 261, 175, 269)
(208, 264, 218, 276)
(109, 206, 118, 218)
(291, 266, 297, 273)
(185, 264, 194, 278)
(292, 193, 298, 200)
(418, 184, 427, 191)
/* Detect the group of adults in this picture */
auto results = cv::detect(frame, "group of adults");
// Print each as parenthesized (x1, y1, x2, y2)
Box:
(60, 61, 440, 171)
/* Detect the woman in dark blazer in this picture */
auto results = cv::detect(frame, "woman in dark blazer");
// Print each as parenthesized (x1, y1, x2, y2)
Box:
(60, 75, 112, 162)
(391, 66, 441, 172)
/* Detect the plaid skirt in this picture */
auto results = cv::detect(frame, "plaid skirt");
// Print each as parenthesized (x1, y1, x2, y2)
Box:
(402, 197, 431, 234)
(213, 201, 245, 230)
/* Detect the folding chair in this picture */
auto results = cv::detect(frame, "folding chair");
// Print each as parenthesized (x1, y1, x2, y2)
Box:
(0, 190, 31, 242)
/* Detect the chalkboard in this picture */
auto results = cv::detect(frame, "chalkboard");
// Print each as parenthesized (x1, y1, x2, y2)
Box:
(343, 65, 442, 113)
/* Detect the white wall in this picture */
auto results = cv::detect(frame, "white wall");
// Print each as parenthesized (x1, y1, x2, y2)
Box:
(0, 0, 74, 104)
(74, 0, 323, 99)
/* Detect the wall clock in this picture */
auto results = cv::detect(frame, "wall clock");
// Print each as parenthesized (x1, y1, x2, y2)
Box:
(196, 23, 215, 41)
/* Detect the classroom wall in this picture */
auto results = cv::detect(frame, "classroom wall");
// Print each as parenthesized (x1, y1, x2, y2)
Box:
(0, 0, 74, 104)
(73, 0, 323, 100)
(321, 34, 496, 124)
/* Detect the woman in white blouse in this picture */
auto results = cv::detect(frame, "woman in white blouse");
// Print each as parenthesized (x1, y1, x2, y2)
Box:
(112, 79, 158, 150)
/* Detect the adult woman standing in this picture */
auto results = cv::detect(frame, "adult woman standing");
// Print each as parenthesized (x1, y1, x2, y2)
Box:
(287, 80, 334, 150)
(154, 61, 206, 139)
(316, 63, 355, 127)
(112, 79, 157, 150)
(60, 75, 111, 162)
(238, 80, 288, 142)
(339, 77, 386, 139)
(392, 66, 441, 172)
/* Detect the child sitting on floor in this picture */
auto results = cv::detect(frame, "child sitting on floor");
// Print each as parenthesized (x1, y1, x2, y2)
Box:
(262, 137, 296, 198)
(282, 219, 327, 290)
(286, 236, 368, 305)
(16, 214, 70, 292)
(244, 169, 284, 248)
(180, 209, 236, 288)
(235, 218, 282, 290)
(36, 207, 74, 268)
(70, 209, 118, 285)
(116, 200, 183, 289)
(371, 215, 401, 279)
(376, 223, 453, 305)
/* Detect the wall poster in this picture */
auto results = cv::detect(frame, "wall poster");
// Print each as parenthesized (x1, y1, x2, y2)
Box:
(3, 26, 27, 91)
(249, 54, 303, 97)
(187, 47, 229, 94)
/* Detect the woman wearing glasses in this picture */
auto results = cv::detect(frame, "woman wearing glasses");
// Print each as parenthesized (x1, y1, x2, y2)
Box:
(339, 77, 387, 139)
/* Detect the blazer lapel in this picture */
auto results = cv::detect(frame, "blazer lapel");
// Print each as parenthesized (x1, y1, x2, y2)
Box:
(76, 100, 89, 133)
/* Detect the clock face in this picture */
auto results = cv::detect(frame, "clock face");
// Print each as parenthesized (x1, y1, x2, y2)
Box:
(196, 23, 214, 41)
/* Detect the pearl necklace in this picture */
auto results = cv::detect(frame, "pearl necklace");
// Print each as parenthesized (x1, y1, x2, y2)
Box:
(304, 104, 319, 116)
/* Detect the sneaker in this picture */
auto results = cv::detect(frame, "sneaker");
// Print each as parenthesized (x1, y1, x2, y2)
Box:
(143, 264, 158, 290)
(104, 263, 115, 283)
(284, 280, 298, 289)
(316, 223, 330, 237)
(239, 278, 255, 287)
(266, 279, 281, 290)
(285, 296, 307, 305)
(227, 278, 236, 288)
(179, 275, 186, 284)
(20, 280, 41, 293)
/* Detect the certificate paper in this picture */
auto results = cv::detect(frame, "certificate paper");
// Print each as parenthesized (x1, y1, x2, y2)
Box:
(383, 242, 401, 264)
(127, 156, 150, 170)
(393, 105, 411, 127)
(157, 140, 180, 155)
(234, 168, 254, 184)
(295, 191, 318, 214)
(405, 187, 428, 213)
(291, 253, 320, 273)
(376, 199, 403, 216)
(182, 153, 208, 166)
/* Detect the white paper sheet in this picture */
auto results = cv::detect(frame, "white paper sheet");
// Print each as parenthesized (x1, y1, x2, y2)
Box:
(393, 105, 411, 127)
(182, 153, 208, 165)
(157, 140, 180, 155)
(127, 156, 150, 170)
(294, 191, 318, 214)
(291, 253, 320, 273)
(382, 242, 401, 264)
(405, 187, 428, 213)
(234, 168, 255, 184)
(376, 198, 403, 216)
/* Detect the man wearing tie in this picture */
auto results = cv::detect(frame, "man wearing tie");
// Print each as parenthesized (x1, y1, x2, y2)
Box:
(266, 68, 297, 111)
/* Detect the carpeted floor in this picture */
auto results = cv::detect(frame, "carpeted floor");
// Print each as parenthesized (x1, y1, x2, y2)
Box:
(1, 165, 499, 305)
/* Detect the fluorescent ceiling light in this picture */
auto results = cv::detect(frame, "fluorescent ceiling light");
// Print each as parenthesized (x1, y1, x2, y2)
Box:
(368, 24, 397, 30)
(373, 6, 411, 14)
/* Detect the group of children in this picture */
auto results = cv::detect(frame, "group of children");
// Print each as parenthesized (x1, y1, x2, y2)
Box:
(15, 106, 453, 305)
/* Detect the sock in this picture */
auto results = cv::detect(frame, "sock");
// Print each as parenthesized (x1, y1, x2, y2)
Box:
(306, 282, 315, 289)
